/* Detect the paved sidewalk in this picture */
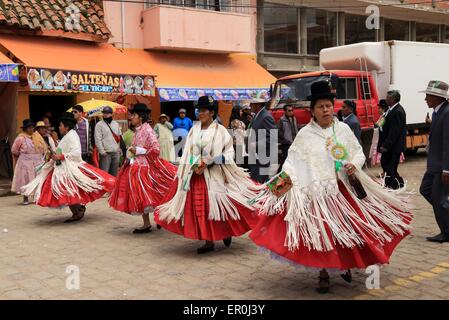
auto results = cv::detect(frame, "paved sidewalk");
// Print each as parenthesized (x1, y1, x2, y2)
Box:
(1, 152, 449, 299)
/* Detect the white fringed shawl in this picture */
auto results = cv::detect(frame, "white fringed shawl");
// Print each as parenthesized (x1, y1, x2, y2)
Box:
(157, 122, 258, 223)
(254, 119, 412, 252)
(21, 130, 104, 202)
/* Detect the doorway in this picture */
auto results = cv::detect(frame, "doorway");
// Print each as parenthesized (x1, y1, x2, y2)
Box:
(28, 94, 75, 130)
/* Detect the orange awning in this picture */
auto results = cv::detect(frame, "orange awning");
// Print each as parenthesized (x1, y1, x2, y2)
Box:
(0, 34, 155, 95)
(124, 49, 276, 101)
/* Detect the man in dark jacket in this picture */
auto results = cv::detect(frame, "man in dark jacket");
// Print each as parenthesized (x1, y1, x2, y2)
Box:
(419, 81, 449, 243)
(340, 100, 362, 144)
(247, 99, 276, 183)
(378, 90, 407, 189)
(277, 105, 298, 169)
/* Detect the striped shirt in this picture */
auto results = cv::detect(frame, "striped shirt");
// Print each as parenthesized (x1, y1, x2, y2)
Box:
(76, 119, 88, 155)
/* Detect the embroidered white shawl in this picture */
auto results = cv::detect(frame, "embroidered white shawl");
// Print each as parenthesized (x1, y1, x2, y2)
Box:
(254, 119, 411, 252)
(21, 129, 104, 201)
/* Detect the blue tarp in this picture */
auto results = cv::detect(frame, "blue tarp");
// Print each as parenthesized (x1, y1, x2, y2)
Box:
(158, 87, 270, 102)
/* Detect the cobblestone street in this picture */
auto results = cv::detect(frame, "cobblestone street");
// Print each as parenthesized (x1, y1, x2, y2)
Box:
(1, 152, 449, 300)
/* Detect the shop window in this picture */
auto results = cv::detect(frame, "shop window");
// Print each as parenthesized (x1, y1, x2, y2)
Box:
(306, 8, 337, 55)
(443, 25, 449, 43)
(416, 22, 439, 43)
(345, 14, 376, 45)
(336, 78, 357, 100)
(384, 19, 410, 41)
(264, 4, 298, 54)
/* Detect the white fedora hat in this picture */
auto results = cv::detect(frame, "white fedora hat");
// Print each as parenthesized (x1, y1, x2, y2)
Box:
(419, 80, 449, 99)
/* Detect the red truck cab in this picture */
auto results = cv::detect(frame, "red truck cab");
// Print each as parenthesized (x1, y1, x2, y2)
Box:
(269, 70, 381, 155)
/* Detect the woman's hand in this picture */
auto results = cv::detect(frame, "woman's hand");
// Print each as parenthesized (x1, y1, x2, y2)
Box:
(128, 146, 136, 155)
(194, 162, 206, 175)
(51, 154, 63, 161)
(344, 163, 357, 176)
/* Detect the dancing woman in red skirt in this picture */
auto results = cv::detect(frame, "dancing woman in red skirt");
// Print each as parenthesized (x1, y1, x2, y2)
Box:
(249, 81, 412, 293)
(109, 103, 177, 233)
(155, 96, 259, 254)
(21, 112, 115, 223)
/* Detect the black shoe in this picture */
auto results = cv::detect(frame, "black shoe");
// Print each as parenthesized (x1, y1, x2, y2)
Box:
(157, 224, 162, 230)
(316, 276, 330, 294)
(197, 243, 215, 254)
(341, 270, 352, 283)
(223, 237, 232, 247)
(133, 226, 152, 234)
(426, 233, 449, 243)
(64, 217, 80, 223)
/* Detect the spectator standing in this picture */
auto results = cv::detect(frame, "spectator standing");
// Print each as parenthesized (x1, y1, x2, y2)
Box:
(72, 105, 92, 163)
(94, 107, 122, 177)
(378, 90, 407, 189)
(277, 105, 298, 169)
(419, 80, 449, 243)
(154, 114, 175, 163)
(340, 100, 362, 143)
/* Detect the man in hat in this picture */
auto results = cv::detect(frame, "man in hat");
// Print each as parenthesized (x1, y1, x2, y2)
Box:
(377, 90, 407, 189)
(419, 80, 449, 243)
(240, 101, 253, 128)
(277, 104, 298, 170)
(35, 121, 56, 154)
(94, 106, 122, 177)
(154, 113, 175, 162)
(247, 98, 276, 183)
(72, 105, 93, 163)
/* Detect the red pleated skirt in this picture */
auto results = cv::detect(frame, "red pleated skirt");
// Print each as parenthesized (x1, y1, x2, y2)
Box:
(154, 173, 259, 241)
(37, 164, 115, 208)
(109, 159, 177, 214)
(249, 181, 412, 270)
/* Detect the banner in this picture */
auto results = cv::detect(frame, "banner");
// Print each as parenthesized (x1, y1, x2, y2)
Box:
(26, 67, 156, 95)
(0, 64, 19, 82)
(158, 87, 270, 102)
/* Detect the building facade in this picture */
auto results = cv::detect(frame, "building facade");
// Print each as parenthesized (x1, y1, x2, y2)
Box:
(257, 0, 449, 77)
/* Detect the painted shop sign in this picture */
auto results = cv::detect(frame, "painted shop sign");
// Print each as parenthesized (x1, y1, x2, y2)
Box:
(158, 87, 271, 102)
(0, 64, 19, 82)
(26, 67, 156, 95)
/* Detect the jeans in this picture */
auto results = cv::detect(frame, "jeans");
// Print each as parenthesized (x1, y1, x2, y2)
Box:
(99, 152, 120, 177)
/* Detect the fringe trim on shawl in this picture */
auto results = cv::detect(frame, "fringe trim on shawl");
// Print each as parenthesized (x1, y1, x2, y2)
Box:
(157, 164, 260, 224)
(21, 160, 104, 201)
(252, 172, 411, 253)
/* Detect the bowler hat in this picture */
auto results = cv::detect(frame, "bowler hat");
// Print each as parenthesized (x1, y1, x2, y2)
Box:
(58, 112, 76, 125)
(307, 80, 336, 101)
(132, 103, 150, 114)
(21, 119, 35, 129)
(197, 95, 215, 110)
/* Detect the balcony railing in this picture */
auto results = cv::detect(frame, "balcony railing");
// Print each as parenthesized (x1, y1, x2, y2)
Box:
(143, 0, 251, 15)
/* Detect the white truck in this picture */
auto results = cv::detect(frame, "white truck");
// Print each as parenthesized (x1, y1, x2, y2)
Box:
(320, 40, 449, 152)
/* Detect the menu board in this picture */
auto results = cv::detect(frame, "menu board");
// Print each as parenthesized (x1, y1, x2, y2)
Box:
(158, 87, 270, 102)
(26, 67, 156, 96)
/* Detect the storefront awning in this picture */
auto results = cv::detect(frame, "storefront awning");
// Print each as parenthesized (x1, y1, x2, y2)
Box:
(0, 51, 19, 82)
(0, 34, 155, 95)
(124, 50, 276, 102)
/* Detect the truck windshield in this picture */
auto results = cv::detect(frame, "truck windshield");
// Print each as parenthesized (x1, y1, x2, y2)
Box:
(271, 75, 330, 108)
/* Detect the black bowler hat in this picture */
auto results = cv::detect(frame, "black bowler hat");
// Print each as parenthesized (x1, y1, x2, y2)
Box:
(21, 119, 35, 129)
(58, 112, 76, 125)
(131, 103, 150, 114)
(307, 80, 336, 101)
(197, 95, 215, 111)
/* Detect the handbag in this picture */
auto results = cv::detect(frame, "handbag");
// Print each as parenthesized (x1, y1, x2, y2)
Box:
(267, 171, 293, 197)
(105, 121, 127, 156)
